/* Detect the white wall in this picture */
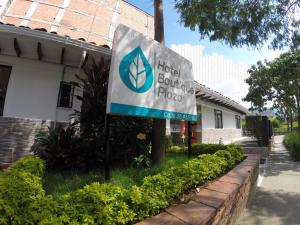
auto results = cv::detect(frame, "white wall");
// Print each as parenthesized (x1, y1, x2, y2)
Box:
(200, 100, 240, 129)
(201, 104, 215, 129)
(0, 55, 83, 122)
(199, 100, 243, 144)
(167, 99, 243, 144)
(56, 67, 83, 122)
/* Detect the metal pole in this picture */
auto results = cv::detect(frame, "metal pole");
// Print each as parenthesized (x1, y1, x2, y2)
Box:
(104, 114, 111, 181)
(188, 121, 192, 158)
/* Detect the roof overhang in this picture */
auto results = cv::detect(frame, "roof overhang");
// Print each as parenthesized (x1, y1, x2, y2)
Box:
(0, 24, 249, 114)
(0, 24, 111, 67)
(194, 82, 248, 115)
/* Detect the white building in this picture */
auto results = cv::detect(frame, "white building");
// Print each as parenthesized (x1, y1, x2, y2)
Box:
(169, 44, 249, 144)
(168, 82, 247, 145)
(0, 1, 247, 167)
(0, 25, 112, 166)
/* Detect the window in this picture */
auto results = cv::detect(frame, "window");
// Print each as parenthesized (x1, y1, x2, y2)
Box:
(214, 109, 223, 128)
(0, 65, 12, 116)
(235, 115, 241, 129)
(57, 82, 75, 108)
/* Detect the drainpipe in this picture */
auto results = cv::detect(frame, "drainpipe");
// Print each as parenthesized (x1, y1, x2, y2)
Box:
(54, 66, 66, 129)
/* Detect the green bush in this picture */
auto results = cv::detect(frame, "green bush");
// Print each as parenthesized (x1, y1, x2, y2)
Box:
(31, 126, 103, 170)
(165, 135, 173, 151)
(168, 145, 187, 153)
(128, 144, 243, 222)
(270, 117, 281, 128)
(61, 183, 135, 225)
(74, 57, 152, 167)
(1, 144, 244, 224)
(10, 155, 45, 177)
(167, 143, 227, 155)
(0, 161, 59, 224)
(191, 143, 227, 155)
(283, 132, 300, 161)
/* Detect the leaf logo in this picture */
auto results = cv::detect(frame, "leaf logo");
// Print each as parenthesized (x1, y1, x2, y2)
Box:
(119, 47, 153, 93)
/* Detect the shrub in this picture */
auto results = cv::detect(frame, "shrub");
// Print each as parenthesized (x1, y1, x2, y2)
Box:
(215, 150, 236, 167)
(10, 155, 45, 177)
(191, 143, 227, 155)
(32, 57, 152, 170)
(270, 117, 281, 128)
(32, 126, 103, 170)
(0, 163, 59, 224)
(128, 144, 244, 223)
(167, 145, 187, 153)
(2, 144, 244, 224)
(132, 153, 151, 168)
(74, 57, 152, 166)
(283, 132, 300, 161)
(167, 143, 227, 155)
(165, 135, 173, 151)
(61, 183, 135, 225)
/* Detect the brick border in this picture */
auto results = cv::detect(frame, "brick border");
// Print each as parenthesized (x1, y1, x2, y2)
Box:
(136, 154, 260, 225)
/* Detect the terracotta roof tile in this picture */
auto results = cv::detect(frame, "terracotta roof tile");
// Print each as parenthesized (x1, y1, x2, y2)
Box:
(0, 23, 111, 49)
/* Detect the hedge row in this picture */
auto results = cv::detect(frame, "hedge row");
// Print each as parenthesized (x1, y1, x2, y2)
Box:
(0, 145, 244, 225)
(168, 143, 227, 155)
(283, 132, 300, 161)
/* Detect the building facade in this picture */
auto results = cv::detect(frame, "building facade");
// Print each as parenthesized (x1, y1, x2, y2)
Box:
(0, 0, 154, 166)
(0, 0, 154, 46)
(169, 82, 247, 145)
(0, 0, 247, 167)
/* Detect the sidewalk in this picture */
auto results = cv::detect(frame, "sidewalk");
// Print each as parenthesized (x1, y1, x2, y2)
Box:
(236, 135, 300, 225)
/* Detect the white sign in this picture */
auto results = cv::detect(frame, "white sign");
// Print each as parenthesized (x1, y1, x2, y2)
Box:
(106, 25, 197, 121)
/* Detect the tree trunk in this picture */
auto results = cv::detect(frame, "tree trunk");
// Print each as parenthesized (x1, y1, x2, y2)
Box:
(297, 93, 300, 131)
(151, 0, 165, 164)
(154, 0, 165, 44)
(290, 113, 293, 131)
(298, 107, 300, 131)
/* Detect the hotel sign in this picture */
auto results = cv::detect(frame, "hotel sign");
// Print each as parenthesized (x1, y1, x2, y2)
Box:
(106, 25, 197, 121)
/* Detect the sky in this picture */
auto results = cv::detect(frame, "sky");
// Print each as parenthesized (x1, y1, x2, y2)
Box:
(126, 0, 287, 107)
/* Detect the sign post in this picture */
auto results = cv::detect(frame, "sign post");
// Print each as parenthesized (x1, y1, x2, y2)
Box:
(187, 121, 192, 158)
(104, 114, 111, 180)
(105, 25, 198, 179)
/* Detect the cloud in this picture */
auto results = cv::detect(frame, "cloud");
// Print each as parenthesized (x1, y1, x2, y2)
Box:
(170, 44, 251, 107)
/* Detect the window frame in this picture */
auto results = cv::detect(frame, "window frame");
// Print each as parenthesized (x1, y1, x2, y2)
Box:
(235, 115, 241, 129)
(214, 109, 223, 129)
(57, 81, 75, 108)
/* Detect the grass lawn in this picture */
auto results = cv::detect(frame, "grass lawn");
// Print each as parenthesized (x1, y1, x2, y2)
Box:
(43, 152, 192, 199)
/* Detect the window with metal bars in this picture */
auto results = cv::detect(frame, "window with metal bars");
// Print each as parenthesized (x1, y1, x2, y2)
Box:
(235, 115, 241, 129)
(214, 109, 223, 129)
(57, 82, 75, 108)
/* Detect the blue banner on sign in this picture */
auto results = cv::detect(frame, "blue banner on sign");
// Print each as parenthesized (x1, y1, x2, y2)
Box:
(110, 103, 198, 121)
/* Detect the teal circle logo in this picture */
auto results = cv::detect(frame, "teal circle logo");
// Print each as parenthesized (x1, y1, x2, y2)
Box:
(119, 46, 153, 93)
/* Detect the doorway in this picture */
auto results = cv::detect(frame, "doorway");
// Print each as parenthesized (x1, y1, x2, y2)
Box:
(0, 65, 12, 116)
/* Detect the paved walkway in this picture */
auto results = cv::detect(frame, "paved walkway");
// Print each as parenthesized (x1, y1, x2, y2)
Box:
(236, 135, 300, 225)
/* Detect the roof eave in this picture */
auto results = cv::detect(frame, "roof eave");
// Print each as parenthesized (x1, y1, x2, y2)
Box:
(0, 24, 112, 56)
(194, 81, 248, 115)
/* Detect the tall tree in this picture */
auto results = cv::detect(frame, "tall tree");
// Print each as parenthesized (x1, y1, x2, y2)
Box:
(174, 0, 299, 49)
(150, 0, 299, 162)
(244, 51, 300, 129)
(152, 0, 166, 164)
